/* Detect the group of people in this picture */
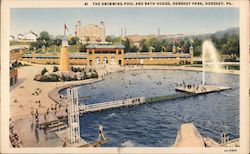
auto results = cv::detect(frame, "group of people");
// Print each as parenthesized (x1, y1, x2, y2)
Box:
(9, 118, 22, 147)
(51, 103, 62, 114)
(35, 100, 44, 108)
(32, 88, 42, 96)
(30, 102, 62, 127)
(220, 132, 230, 144)
(176, 82, 207, 92)
(131, 98, 141, 104)
(31, 108, 40, 127)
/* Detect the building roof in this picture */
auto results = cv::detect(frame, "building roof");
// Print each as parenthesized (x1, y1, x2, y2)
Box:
(86, 44, 125, 49)
(124, 53, 190, 59)
(28, 31, 38, 36)
(70, 53, 87, 58)
(22, 53, 87, 58)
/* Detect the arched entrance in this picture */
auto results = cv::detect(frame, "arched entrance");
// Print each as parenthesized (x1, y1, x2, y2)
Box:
(110, 57, 116, 65)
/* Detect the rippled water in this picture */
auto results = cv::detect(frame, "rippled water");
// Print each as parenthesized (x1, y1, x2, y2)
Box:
(62, 70, 239, 147)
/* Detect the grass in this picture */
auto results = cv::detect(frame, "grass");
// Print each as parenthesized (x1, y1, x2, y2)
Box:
(68, 44, 79, 53)
(28, 44, 80, 53)
(10, 41, 32, 46)
(47, 45, 60, 52)
(46, 44, 79, 53)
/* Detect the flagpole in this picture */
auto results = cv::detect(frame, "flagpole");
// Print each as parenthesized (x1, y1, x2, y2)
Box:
(64, 24, 65, 36)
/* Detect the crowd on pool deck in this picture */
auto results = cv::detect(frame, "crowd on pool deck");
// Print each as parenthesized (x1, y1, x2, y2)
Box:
(30, 100, 62, 128)
(9, 118, 23, 147)
(176, 82, 208, 92)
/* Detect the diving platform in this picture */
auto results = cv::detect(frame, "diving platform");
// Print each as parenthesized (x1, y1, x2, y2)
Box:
(175, 85, 231, 94)
(173, 123, 206, 147)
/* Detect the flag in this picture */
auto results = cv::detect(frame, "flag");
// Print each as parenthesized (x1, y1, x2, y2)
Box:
(64, 24, 68, 32)
(64, 24, 68, 35)
(172, 37, 177, 44)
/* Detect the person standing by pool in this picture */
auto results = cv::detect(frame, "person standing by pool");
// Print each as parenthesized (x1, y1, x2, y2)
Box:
(98, 125, 106, 141)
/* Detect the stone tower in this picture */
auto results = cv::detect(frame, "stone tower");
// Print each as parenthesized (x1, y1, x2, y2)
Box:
(59, 35, 70, 72)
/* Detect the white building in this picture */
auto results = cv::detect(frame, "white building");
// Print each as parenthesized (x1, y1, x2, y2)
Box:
(17, 34, 24, 40)
(10, 35, 15, 41)
(17, 31, 38, 42)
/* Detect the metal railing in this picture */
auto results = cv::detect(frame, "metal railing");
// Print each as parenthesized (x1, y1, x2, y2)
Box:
(79, 97, 145, 112)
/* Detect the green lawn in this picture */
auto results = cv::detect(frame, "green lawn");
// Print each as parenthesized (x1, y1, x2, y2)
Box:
(10, 41, 32, 46)
(32, 44, 80, 53)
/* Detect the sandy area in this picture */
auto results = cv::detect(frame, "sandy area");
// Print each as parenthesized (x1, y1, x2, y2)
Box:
(10, 63, 239, 121)
(10, 64, 120, 121)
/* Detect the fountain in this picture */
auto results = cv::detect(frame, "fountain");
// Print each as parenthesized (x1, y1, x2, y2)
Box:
(175, 40, 230, 94)
(202, 40, 223, 85)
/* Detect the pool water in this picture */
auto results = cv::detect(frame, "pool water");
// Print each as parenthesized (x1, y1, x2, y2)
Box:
(61, 70, 239, 147)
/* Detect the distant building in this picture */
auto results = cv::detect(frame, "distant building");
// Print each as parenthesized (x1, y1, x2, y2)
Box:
(126, 35, 143, 47)
(22, 31, 38, 42)
(17, 34, 24, 40)
(86, 44, 125, 65)
(10, 35, 15, 41)
(21, 44, 193, 65)
(126, 35, 156, 47)
(17, 31, 38, 42)
(75, 21, 106, 44)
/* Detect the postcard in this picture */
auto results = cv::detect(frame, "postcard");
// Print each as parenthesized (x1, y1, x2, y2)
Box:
(1, 0, 249, 153)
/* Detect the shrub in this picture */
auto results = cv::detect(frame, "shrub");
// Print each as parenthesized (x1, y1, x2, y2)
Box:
(53, 66, 59, 72)
(41, 67, 48, 76)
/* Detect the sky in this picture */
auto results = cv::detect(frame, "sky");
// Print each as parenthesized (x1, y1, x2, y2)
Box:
(10, 7, 239, 37)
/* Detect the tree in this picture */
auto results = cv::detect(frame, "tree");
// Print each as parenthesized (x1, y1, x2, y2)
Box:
(154, 39, 161, 52)
(160, 39, 170, 52)
(105, 36, 113, 42)
(30, 31, 52, 49)
(209, 34, 239, 56)
(123, 39, 131, 52)
(130, 46, 139, 53)
(30, 39, 45, 49)
(69, 37, 79, 45)
(53, 38, 62, 46)
(140, 39, 148, 52)
(39, 31, 50, 41)
(79, 44, 88, 52)
(192, 37, 202, 56)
